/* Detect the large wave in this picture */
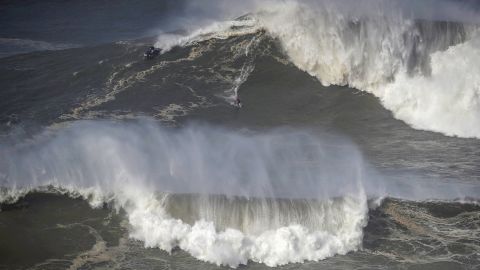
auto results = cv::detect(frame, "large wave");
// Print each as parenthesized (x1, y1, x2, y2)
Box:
(1, 120, 371, 267)
(155, 0, 480, 138)
(257, 1, 480, 138)
(1, 120, 478, 266)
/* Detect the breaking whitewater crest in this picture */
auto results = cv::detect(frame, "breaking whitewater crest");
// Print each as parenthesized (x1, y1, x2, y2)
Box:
(153, 1, 480, 139)
(0, 117, 476, 267)
(0, 120, 374, 267)
(2, 118, 479, 267)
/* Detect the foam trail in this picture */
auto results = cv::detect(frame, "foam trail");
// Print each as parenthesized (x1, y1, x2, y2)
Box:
(226, 50, 256, 105)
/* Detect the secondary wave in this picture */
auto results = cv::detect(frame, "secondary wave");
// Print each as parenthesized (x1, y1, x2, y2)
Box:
(1, 120, 479, 266)
(0, 120, 371, 267)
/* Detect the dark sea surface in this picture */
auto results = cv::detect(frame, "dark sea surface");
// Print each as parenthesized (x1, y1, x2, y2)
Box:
(1, 1, 480, 269)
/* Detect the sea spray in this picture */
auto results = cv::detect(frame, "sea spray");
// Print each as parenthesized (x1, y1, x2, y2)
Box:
(152, 0, 480, 138)
(0, 120, 370, 267)
(255, 1, 480, 138)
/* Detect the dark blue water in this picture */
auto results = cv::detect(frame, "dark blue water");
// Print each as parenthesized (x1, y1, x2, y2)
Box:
(0, 0, 187, 57)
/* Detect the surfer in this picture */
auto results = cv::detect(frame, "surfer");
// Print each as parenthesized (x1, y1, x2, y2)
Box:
(234, 96, 242, 108)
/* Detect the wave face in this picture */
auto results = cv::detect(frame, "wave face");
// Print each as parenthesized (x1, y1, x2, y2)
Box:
(255, 1, 480, 138)
(0, 120, 371, 267)
(156, 0, 480, 138)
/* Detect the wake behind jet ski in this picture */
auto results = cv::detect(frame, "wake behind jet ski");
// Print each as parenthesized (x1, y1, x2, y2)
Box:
(144, 46, 161, 60)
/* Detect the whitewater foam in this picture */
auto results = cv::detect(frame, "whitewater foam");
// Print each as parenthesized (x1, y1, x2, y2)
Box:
(160, 0, 480, 138)
(252, 1, 480, 138)
(379, 33, 480, 137)
(0, 120, 371, 267)
(119, 192, 368, 267)
(2, 120, 479, 266)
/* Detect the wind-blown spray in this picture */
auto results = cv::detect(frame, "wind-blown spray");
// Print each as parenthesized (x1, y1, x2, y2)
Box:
(154, 0, 480, 138)
(1, 120, 371, 267)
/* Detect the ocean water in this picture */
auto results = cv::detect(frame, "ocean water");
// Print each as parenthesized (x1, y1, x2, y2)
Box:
(1, 1, 480, 269)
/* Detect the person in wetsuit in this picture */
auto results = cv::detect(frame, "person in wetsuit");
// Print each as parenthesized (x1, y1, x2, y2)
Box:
(234, 96, 242, 108)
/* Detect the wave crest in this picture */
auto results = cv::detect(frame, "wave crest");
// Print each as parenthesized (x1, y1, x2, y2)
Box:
(0, 120, 370, 267)
(254, 1, 480, 138)
(157, 1, 480, 138)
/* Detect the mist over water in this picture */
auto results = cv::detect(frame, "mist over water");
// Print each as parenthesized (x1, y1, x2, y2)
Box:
(0, 120, 364, 198)
(1, 120, 479, 267)
(0, 120, 373, 266)
(2, 120, 477, 204)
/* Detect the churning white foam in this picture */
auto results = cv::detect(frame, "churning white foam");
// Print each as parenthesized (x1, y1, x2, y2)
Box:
(253, 1, 480, 138)
(157, 0, 480, 138)
(0, 120, 370, 267)
(2, 121, 479, 266)
(127, 193, 366, 267)
(378, 34, 480, 137)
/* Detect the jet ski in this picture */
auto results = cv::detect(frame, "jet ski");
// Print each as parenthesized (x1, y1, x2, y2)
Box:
(144, 46, 161, 60)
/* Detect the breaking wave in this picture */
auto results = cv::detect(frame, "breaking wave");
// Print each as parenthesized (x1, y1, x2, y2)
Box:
(155, 0, 480, 138)
(0, 120, 371, 267)
(1, 120, 479, 266)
